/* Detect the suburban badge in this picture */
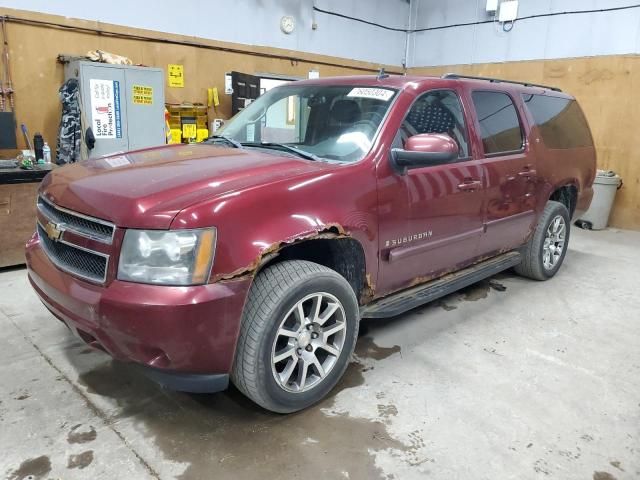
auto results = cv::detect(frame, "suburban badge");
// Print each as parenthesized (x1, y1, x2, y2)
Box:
(385, 230, 433, 248)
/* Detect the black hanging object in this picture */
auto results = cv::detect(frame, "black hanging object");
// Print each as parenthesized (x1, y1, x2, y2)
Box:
(85, 127, 95, 150)
(0, 112, 17, 149)
(56, 78, 82, 164)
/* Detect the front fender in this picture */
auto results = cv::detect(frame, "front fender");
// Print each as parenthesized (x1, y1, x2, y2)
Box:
(170, 163, 379, 286)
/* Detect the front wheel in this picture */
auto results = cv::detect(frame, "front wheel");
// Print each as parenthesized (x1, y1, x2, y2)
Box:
(231, 260, 359, 413)
(515, 200, 571, 281)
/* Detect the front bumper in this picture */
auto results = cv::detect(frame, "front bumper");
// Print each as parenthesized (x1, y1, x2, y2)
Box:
(26, 234, 251, 392)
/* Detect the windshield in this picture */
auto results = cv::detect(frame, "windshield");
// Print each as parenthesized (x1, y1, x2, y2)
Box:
(217, 84, 398, 163)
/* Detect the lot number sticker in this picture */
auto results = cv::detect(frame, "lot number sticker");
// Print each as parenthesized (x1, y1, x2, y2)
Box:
(347, 88, 394, 101)
(90, 79, 122, 138)
(132, 85, 153, 105)
(103, 155, 130, 168)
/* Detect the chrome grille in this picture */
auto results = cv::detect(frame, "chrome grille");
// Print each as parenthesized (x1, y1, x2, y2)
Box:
(37, 223, 108, 283)
(37, 196, 115, 244)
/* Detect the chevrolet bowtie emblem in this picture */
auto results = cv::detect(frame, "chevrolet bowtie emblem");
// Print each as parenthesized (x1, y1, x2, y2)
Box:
(45, 221, 64, 241)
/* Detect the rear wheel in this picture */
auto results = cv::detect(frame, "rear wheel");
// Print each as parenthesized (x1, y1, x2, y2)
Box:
(515, 200, 570, 280)
(231, 260, 359, 413)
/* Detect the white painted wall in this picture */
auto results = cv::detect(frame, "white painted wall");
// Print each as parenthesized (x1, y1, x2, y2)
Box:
(409, 0, 640, 67)
(0, 0, 409, 66)
(5, 0, 636, 69)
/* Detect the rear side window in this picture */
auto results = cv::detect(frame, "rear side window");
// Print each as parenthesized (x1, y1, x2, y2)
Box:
(522, 94, 593, 149)
(472, 91, 524, 155)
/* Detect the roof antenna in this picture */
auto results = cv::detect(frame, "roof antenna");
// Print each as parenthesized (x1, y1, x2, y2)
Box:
(377, 67, 389, 80)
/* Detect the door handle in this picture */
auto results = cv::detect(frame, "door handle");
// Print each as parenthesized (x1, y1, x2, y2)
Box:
(518, 168, 537, 178)
(457, 180, 482, 192)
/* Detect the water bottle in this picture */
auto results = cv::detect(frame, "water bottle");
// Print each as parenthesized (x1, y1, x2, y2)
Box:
(43, 142, 51, 164)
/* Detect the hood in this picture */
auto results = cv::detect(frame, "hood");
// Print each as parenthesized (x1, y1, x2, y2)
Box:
(41, 144, 329, 229)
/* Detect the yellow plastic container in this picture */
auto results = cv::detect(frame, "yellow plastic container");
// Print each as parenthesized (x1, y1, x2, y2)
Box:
(170, 128, 182, 144)
(166, 103, 209, 144)
(196, 128, 209, 143)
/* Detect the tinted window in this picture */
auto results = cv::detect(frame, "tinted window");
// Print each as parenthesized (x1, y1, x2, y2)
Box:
(472, 91, 523, 155)
(399, 90, 469, 158)
(522, 94, 593, 149)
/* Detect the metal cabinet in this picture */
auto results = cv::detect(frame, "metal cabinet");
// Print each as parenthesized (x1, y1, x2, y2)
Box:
(64, 61, 165, 158)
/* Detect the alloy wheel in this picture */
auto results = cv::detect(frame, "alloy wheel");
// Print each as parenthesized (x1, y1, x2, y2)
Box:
(542, 215, 566, 270)
(271, 292, 347, 393)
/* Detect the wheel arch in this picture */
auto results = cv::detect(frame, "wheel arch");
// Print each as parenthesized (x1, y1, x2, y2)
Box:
(548, 183, 578, 217)
(254, 234, 370, 304)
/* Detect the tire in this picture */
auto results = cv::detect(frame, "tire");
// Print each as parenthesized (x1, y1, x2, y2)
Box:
(515, 200, 571, 281)
(231, 260, 359, 413)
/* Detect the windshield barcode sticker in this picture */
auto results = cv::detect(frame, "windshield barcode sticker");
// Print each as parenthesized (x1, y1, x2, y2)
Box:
(103, 155, 130, 168)
(347, 88, 394, 101)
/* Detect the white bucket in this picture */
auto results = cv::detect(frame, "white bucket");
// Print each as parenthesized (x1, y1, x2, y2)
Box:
(577, 171, 622, 230)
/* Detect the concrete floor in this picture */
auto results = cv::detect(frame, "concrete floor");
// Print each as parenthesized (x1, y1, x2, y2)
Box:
(1, 227, 639, 480)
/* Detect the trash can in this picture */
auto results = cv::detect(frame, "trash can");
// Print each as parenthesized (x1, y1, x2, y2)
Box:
(577, 170, 622, 230)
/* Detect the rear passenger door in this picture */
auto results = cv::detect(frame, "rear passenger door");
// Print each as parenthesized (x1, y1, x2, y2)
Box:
(469, 90, 539, 256)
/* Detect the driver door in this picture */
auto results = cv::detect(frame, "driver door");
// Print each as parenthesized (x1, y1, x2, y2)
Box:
(377, 89, 486, 294)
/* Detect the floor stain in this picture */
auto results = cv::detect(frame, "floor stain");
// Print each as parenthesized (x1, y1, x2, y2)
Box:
(76, 337, 406, 480)
(14, 394, 29, 401)
(461, 279, 507, 302)
(593, 472, 617, 480)
(404, 430, 430, 466)
(533, 458, 550, 475)
(354, 336, 401, 361)
(609, 460, 624, 471)
(377, 403, 398, 419)
(7, 455, 51, 480)
(67, 424, 97, 444)
(67, 450, 94, 469)
(432, 299, 458, 311)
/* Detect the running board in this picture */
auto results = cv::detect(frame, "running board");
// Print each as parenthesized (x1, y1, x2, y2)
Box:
(360, 251, 522, 319)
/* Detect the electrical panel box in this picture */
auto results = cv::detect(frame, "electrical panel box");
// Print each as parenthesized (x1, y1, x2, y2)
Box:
(499, 1, 519, 22)
(64, 61, 166, 158)
(486, 0, 499, 13)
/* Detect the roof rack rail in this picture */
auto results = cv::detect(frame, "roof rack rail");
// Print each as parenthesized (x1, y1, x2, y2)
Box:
(441, 73, 562, 92)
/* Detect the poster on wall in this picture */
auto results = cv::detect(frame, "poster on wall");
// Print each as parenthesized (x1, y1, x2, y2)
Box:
(89, 79, 122, 138)
(168, 64, 184, 88)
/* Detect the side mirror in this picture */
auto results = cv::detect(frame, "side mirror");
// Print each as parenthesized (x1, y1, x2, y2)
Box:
(390, 133, 459, 174)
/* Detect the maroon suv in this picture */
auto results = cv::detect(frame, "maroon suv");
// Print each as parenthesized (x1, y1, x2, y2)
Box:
(26, 74, 596, 412)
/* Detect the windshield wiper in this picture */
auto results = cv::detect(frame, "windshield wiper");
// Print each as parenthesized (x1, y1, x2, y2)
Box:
(240, 142, 320, 161)
(205, 135, 242, 148)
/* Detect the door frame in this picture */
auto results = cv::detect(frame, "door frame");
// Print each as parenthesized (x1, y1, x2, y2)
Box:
(376, 86, 487, 293)
(461, 86, 539, 253)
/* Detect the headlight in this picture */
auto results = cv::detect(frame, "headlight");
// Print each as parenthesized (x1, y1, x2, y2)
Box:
(118, 228, 216, 285)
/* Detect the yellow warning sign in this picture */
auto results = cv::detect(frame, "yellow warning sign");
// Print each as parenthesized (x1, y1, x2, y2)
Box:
(168, 64, 184, 88)
(132, 85, 153, 105)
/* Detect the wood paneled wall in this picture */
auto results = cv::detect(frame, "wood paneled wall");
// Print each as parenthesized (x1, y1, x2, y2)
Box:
(0, 7, 396, 156)
(410, 57, 640, 230)
(0, 8, 637, 230)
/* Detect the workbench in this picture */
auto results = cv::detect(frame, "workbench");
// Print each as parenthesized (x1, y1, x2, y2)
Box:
(0, 166, 51, 268)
